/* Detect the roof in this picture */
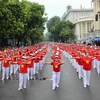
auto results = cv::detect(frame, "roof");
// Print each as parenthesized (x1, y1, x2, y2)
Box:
(69, 9, 93, 12)
(62, 8, 93, 20)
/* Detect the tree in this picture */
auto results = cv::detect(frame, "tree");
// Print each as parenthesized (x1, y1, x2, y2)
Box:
(47, 16, 75, 42)
(0, 0, 47, 47)
(47, 16, 60, 32)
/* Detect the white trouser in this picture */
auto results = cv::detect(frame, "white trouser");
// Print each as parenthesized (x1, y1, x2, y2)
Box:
(10, 64, 18, 75)
(42, 57, 45, 68)
(19, 73, 27, 89)
(93, 59, 96, 69)
(97, 60, 100, 74)
(65, 52, 68, 58)
(34, 63, 39, 74)
(68, 54, 72, 63)
(33, 63, 36, 75)
(37, 63, 39, 73)
(39, 60, 43, 70)
(76, 62, 79, 72)
(2, 67, 9, 80)
(52, 71, 60, 89)
(78, 65, 83, 79)
(62, 50, 65, 56)
(73, 59, 77, 69)
(83, 69, 91, 87)
(28, 68, 33, 80)
(93, 59, 97, 69)
(43, 55, 46, 63)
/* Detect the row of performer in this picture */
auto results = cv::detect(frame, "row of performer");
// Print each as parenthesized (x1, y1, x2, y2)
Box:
(60, 43, 100, 88)
(0, 43, 48, 90)
(0, 42, 100, 90)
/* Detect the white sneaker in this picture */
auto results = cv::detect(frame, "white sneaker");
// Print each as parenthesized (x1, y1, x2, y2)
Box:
(2, 78, 4, 80)
(52, 87, 55, 90)
(56, 85, 59, 88)
(18, 88, 22, 91)
(24, 86, 26, 89)
(84, 85, 86, 88)
(28, 78, 29, 80)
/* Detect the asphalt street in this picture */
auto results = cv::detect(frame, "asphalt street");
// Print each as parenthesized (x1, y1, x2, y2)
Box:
(0, 49, 100, 100)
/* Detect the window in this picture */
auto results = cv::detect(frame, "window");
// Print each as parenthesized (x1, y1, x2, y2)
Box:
(82, 23, 85, 34)
(80, 23, 81, 33)
(87, 22, 91, 32)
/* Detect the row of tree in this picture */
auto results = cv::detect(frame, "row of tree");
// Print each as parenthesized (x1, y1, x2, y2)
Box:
(0, 0, 47, 47)
(46, 16, 75, 42)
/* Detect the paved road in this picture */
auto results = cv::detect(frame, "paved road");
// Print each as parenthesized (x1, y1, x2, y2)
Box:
(0, 49, 100, 100)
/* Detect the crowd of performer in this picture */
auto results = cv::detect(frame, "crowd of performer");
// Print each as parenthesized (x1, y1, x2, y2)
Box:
(58, 43, 100, 88)
(0, 43, 47, 90)
(0, 42, 100, 90)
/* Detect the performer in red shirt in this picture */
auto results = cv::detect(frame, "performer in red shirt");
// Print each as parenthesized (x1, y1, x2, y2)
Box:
(17, 56, 31, 90)
(95, 54, 100, 74)
(74, 52, 83, 79)
(44, 56, 64, 90)
(0, 54, 3, 71)
(81, 52, 93, 88)
(10, 53, 17, 76)
(2, 54, 11, 80)
(33, 54, 40, 75)
(27, 56, 34, 80)
(38, 52, 44, 70)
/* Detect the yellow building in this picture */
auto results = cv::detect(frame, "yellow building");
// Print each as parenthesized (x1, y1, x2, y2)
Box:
(93, 0, 100, 31)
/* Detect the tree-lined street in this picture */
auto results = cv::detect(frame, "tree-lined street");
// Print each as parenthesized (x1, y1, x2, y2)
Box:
(0, 47, 100, 100)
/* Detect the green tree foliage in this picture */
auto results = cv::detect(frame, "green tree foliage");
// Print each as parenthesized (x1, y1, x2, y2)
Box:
(47, 16, 75, 42)
(47, 16, 60, 32)
(0, 0, 46, 47)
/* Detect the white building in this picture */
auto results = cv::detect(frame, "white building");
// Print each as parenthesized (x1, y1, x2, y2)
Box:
(62, 5, 94, 24)
(74, 17, 94, 40)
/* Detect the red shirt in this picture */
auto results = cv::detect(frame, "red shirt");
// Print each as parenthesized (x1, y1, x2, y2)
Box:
(3, 58, 10, 67)
(81, 56, 93, 70)
(38, 54, 43, 60)
(10, 56, 17, 64)
(95, 55, 100, 61)
(0, 57, 2, 61)
(34, 56, 40, 63)
(75, 56, 83, 66)
(18, 61, 28, 73)
(51, 61, 62, 72)
(26, 58, 34, 68)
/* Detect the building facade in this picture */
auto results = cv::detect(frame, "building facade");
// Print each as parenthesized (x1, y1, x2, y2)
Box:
(74, 17, 94, 40)
(83, 0, 100, 40)
(62, 5, 94, 24)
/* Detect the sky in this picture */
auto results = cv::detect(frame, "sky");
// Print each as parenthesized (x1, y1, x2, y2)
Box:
(28, 0, 93, 19)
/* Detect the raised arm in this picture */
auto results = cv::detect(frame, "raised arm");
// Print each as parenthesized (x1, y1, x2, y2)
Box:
(57, 62, 64, 66)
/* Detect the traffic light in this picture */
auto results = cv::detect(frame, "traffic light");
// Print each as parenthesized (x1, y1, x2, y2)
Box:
(95, 14, 98, 21)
